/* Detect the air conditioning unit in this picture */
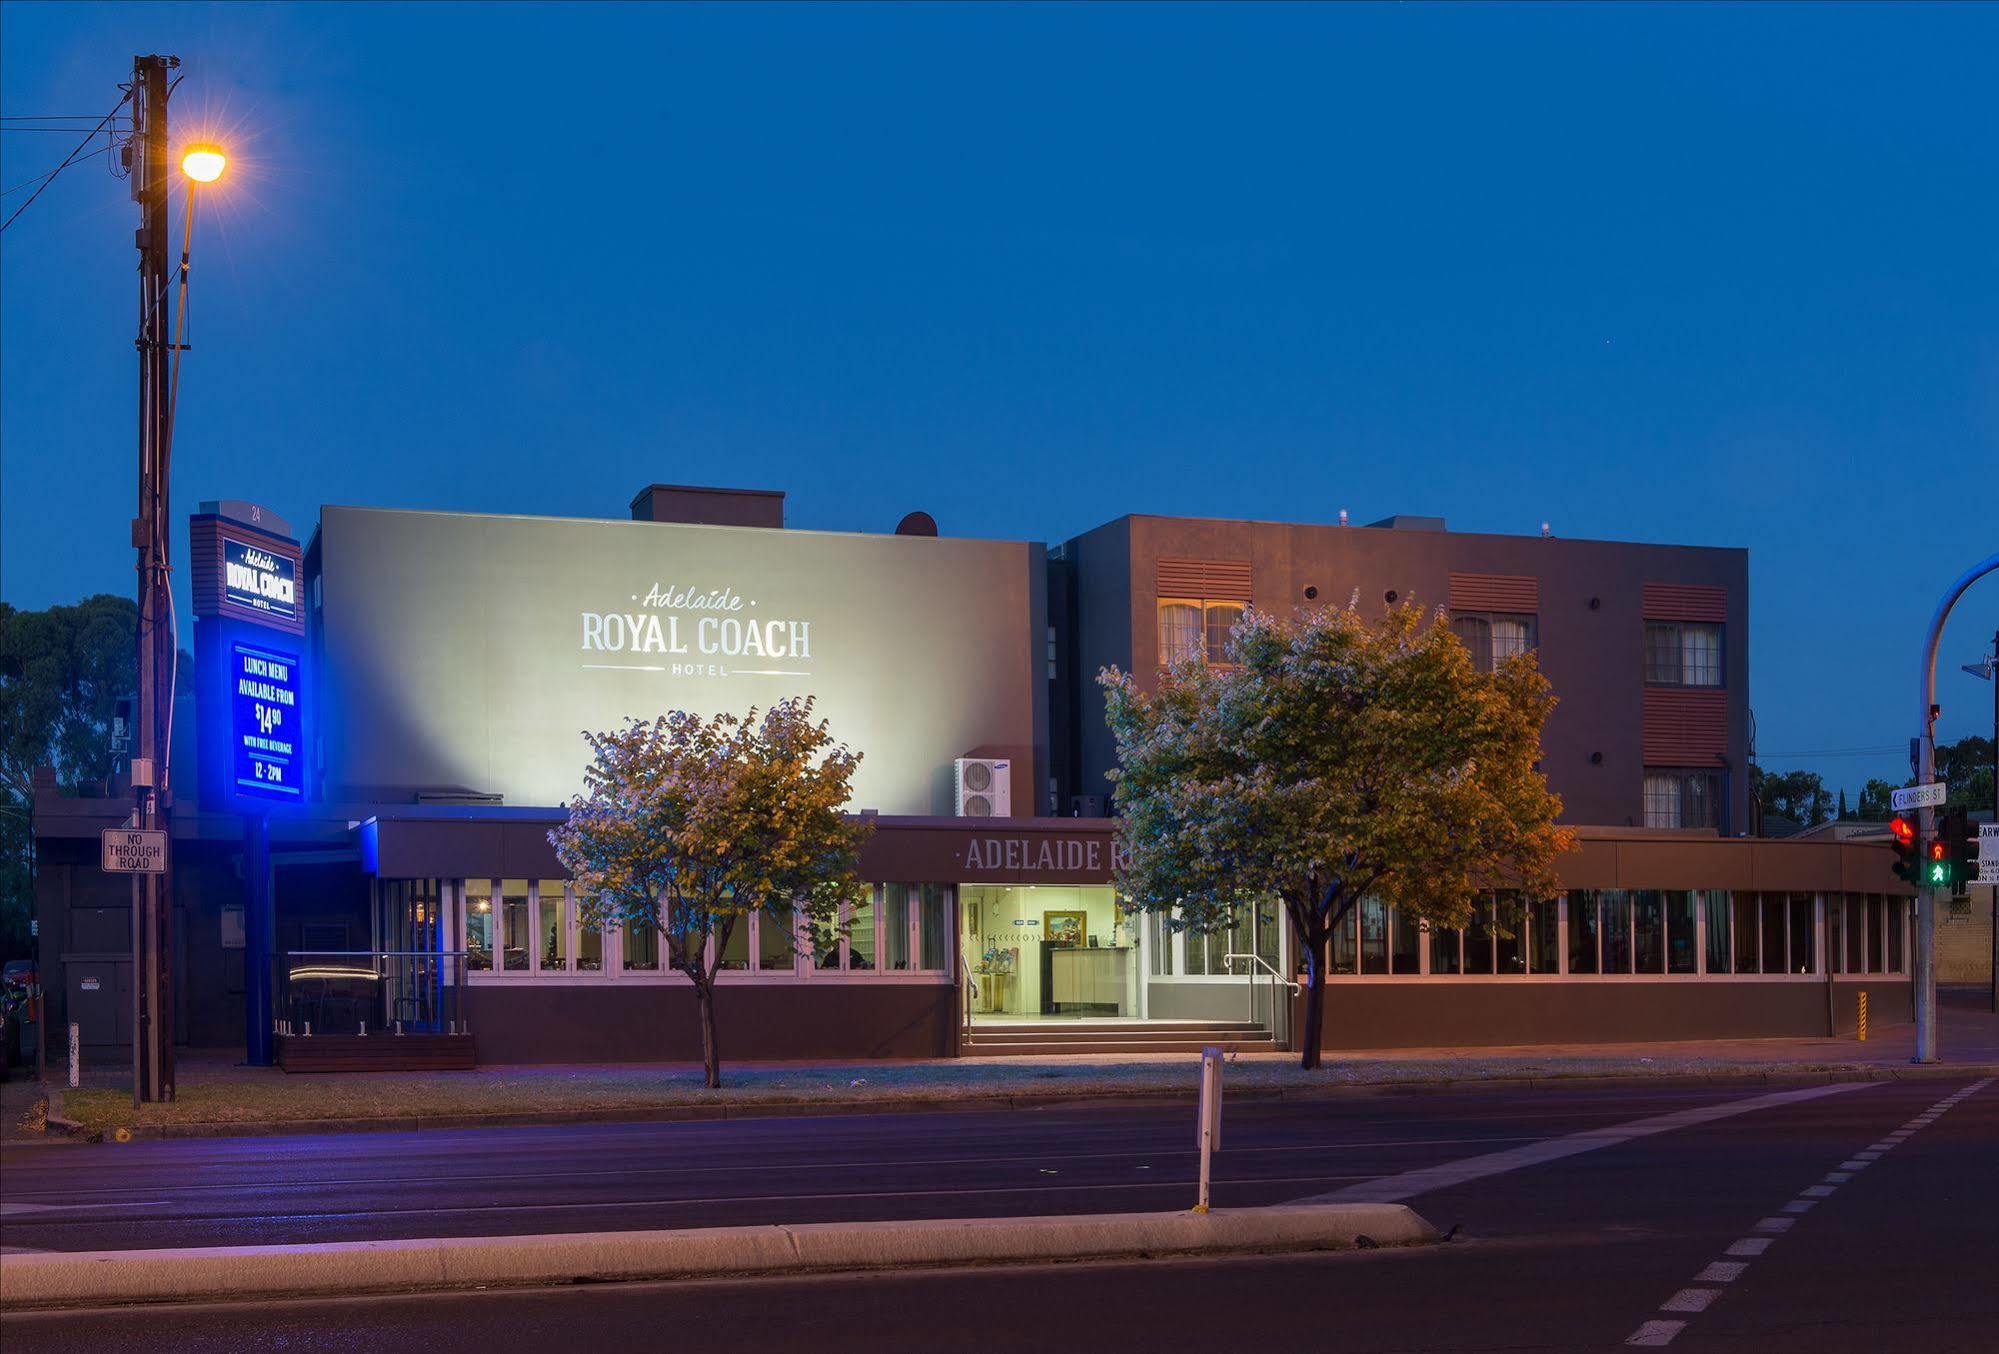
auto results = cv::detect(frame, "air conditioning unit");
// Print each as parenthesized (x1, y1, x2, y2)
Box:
(954, 758, 1012, 818)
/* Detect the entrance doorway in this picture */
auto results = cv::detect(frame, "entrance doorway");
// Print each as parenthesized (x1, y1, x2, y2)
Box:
(960, 884, 1137, 1020)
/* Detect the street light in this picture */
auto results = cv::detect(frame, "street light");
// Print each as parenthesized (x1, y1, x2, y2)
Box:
(180, 143, 226, 183)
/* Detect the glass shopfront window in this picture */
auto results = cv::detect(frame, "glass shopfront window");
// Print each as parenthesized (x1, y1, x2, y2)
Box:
(1631, 891, 1664, 974)
(1702, 891, 1731, 974)
(500, 879, 530, 971)
(535, 880, 567, 972)
(1568, 892, 1599, 974)
(1602, 891, 1632, 972)
(1734, 894, 1760, 973)
(1887, 897, 1905, 972)
(1463, 901, 1495, 975)
(1360, 898, 1390, 975)
(623, 919, 659, 972)
(1494, 897, 1524, 974)
(1429, 921, 1462, 975)
(1760, 894, 1788, 975)
(1665, 892, 1697, 974)
(1527, 899, 1560, 974)
(575, 904, 603, 972)
(846, 894, 877, 971)
(962, 884, 1120, 1017)
(1788, 894, 1815, 975)
(759, 907, 800, 972)
(1391, 908, 1422, 974)
(464, 879, 493, 970)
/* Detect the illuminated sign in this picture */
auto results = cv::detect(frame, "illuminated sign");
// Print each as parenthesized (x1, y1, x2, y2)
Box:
(229, 642, 303, 801)
(224, 537, 298, 622)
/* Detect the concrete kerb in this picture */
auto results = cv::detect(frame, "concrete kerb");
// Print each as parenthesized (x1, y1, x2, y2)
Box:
(0, 1203, 1438, 1310)
(32, 1060, 1999, 1143)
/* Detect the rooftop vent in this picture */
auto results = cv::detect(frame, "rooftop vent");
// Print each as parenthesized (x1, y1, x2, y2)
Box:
(895, 510, 938, 537)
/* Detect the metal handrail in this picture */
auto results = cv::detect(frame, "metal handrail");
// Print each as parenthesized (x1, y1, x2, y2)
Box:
(959, 956, 979, 1037)
(1223, 950, 1298, 1051)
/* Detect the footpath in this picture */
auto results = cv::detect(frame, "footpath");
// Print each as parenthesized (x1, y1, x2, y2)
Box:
(13, 988, 1998, 1145)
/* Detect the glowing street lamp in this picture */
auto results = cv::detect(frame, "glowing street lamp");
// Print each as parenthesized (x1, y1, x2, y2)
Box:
(180, 143, 226, 183)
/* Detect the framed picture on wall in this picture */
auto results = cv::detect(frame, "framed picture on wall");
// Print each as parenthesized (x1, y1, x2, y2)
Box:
(1044, 910, 1085, 946)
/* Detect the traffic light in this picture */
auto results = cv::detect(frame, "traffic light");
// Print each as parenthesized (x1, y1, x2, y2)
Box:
(1924, 835, 1952, 888)
(1938, 808, 1972, 896)
(1890, 814, 1920, 886)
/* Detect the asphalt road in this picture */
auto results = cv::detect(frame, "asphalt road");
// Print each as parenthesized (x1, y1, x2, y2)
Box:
(4, 1074, 1995, 1352)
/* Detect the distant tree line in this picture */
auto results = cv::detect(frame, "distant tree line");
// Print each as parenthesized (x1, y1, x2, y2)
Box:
(1753, 735, 1996, 831)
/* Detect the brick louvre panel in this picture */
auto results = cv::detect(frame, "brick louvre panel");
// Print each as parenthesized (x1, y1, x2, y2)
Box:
(1448, 572, 1539, 612)
(1155, 557, 1254, 600)
(1642, 581, 1728, 622)
(1642, 687, 1730, 764)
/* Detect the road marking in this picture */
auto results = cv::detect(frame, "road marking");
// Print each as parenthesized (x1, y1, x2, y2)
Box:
(0, 1133, 1556, 1207)
(1289, 1082, 1870, 1205)
(1661, 1288, 1721, 1314)
(1621, 1078, 1994, 1350)
(1626, 1319, 1686, 1346)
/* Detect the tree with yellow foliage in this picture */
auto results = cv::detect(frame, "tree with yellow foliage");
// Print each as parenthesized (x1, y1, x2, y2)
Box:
(1101, 603, 1574, 1070)
(549, 698, 872, 1088)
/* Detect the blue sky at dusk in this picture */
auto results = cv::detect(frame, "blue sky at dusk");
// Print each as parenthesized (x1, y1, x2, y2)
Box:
(3, 3, 1994, 799)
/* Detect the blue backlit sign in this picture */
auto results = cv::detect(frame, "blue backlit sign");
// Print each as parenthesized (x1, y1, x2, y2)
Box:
(229, 642, 303, 802)
(223, 536, 297, 624)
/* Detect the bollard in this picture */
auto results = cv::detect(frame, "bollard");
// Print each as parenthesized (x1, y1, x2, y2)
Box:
(67, 1022, 80, 1090)
(359, 1020, 367, 1037)
(1858, 990, 1869, 1042)
(1194, 1045, 1223, 1213)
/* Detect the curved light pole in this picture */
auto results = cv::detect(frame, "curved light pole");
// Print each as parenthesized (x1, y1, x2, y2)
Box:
(1913, 550, 1999, 1064)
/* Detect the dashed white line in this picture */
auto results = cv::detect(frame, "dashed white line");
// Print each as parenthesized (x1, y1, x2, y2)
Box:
(1622, 1078, 1993, 1346)
(1627, 1319, 1687, 1347)
(1661, 1288, 1721, 1314)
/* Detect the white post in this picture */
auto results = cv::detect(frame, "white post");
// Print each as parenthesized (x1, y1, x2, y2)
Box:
(67, 1022, 80, 1089)
(1194, 1045, 1223, 1212)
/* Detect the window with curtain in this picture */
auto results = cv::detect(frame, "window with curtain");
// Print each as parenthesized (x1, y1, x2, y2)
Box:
(1644, 621, 1723, 686)
(1449, 613, 1537, 673)
(1643, 769, 1724, 828)
(1703, 891, 1732, 974)
(1158, 600, 1247, 666)
(1158, 602, 1203, 665)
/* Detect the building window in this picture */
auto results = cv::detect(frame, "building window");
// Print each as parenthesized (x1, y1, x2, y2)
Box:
(1450, 614, 1536, 673)
(1158, 599, 1246, 666)
(1702, 891, 1732, 974)
(499, 879, 530, 971)
(1644, 769, 1724, 828)
(464, 879, 493, 970)
(1645, 621, 1723, 686)
(1567, 892, 1600, 973)
(882, 883, 950, 972)
(534, 880, 567, 972)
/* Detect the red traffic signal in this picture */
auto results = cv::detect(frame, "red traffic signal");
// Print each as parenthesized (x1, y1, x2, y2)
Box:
(1890, 814, 1920, 887)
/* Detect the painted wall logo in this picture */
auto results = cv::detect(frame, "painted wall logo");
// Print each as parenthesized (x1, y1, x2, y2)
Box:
(223, 538, 297, 620)
(579, 581, 813, 680)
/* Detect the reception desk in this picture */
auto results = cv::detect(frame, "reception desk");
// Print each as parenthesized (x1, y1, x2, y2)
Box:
(1050, 946, 1132, 1014)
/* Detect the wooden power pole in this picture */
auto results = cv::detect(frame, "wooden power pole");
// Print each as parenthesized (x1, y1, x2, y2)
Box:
(131, 53, 179, 1105)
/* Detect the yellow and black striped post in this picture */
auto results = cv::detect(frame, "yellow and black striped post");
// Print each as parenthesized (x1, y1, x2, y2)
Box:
(1858, 990, 1869, 1042)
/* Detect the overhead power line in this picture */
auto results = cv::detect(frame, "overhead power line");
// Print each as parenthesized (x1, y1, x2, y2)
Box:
(0, 92, 131, 233)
